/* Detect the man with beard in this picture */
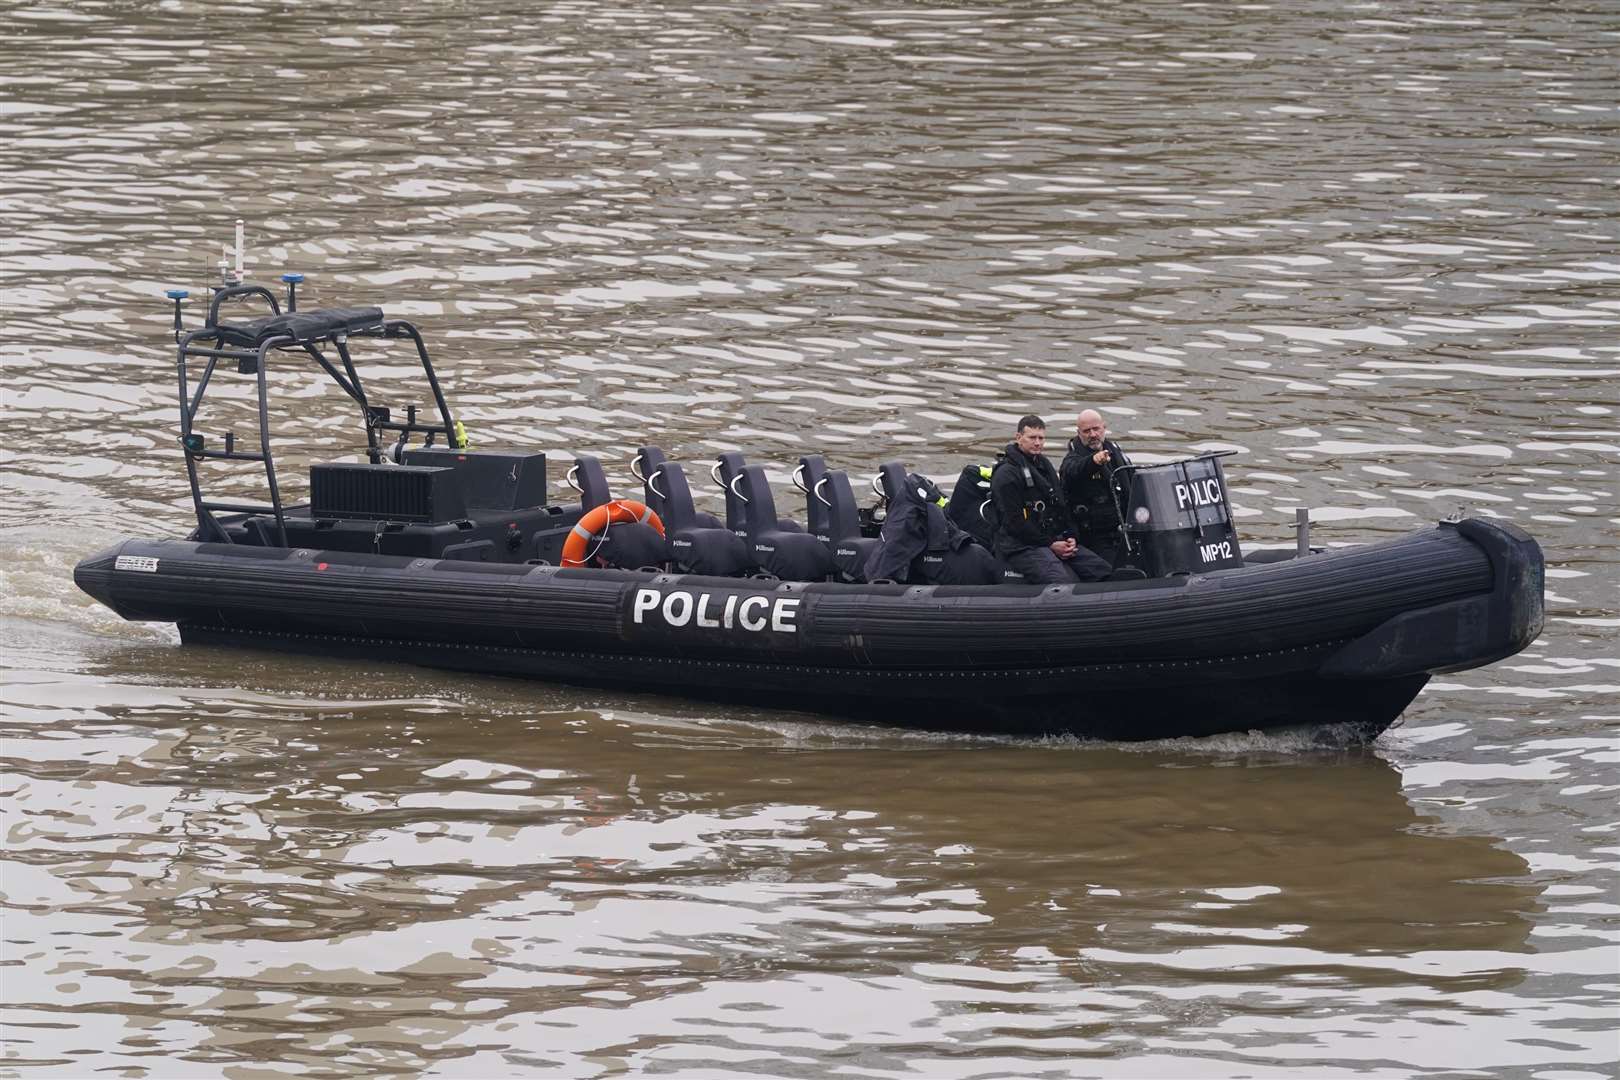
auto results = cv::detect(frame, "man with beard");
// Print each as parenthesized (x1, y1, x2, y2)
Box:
(989, 415, 1112, 583)
(1060, 408, 1132, 568)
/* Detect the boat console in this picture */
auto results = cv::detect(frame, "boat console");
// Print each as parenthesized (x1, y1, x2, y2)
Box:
(1115, 453, 1246, 576)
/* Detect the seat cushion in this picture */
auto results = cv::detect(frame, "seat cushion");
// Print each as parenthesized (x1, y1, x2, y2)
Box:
(753, 531, 831, 582)
(595, 523, 668, 571)
(216, 306, 385, 348)
(832, 536, 880, 582)
(670, 527, 751, 577)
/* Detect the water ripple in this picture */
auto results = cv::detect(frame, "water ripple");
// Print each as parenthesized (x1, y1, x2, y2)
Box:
(2, 1, 1616, 1075)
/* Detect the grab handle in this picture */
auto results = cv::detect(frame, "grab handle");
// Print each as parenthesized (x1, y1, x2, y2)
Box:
(206, 283, 280, 328)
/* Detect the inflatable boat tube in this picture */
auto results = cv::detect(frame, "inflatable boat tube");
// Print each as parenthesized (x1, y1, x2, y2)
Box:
(74, 517, 1543, 742)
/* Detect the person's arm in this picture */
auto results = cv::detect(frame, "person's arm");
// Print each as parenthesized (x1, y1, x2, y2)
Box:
(1042, 464, 1077, 556)
(1057, 453, 1089, 533)
(1058, 449, 1082, 503)
(1105, 442, 1133, 512)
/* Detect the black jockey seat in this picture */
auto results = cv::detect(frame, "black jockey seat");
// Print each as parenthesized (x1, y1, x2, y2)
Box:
(866, 463, 1002, 586)
(935, 462, 1024, 583)
(649, 461, 752, 577)
(817, 468, 880, 583)
(734, 465, 832, 581)
(713, 452, 802, 539)
(865, 463, 926, 582)
(793, 455, 833, 544)
(945, 464, 996, 549)
(568, 455, 613, 511)
(875, 462, 922, 513)
(567, 454, 666, 570)
(634, 446, 722, 530)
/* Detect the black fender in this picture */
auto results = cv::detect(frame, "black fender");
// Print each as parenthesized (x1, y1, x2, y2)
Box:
(1319, 519, 1544, 680)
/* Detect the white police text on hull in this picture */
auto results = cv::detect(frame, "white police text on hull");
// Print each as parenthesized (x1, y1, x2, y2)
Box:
(630, 587, 801, 635)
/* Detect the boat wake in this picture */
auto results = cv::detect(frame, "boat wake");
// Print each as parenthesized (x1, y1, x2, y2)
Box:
(679, 708, 1391, 754)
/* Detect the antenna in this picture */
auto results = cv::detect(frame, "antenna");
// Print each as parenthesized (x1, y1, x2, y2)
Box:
(219, 219, 245, 285)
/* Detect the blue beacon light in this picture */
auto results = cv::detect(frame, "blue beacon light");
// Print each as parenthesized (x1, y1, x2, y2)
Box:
(166, 288, 189, 340)
(281, 272, 304, 312)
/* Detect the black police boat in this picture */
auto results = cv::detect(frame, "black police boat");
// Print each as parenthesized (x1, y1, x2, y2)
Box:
(74, 274, 1545, 741)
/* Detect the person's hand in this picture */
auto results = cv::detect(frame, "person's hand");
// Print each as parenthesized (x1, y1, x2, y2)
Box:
(1052, 538, 1077, 559)
(1092, 449, 1111, 466)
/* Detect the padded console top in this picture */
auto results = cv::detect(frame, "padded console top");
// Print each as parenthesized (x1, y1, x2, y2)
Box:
(215, 306, 385, 348)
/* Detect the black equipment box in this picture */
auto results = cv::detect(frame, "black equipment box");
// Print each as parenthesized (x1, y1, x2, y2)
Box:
(250, 457, 574, 563)
(257, 503, 578, 563)
(309, 463, 467, 524)
(1121, 454, 1244, 576)
(402, 447, 548, 511)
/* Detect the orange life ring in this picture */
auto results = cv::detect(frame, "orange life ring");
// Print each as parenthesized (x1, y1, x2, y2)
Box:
(560, 499, 665, 567)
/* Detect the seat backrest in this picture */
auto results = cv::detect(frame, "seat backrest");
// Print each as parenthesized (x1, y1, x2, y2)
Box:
(877, 462, 911, 508)
(712, 452, 749, 533)
(821, 470, 863, 541)
(735, 465, 782, 537)
(649, 461, 698, 532)
(569, 455, 613, 511)
(945, 464, 995, 547)
(795, 455, 831, 539)
(634, 446, 669, 515)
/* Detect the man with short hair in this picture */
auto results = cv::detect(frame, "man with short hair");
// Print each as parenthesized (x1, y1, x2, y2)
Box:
(1060, 408, 1132, 568)
(990, 415, 1111, 583)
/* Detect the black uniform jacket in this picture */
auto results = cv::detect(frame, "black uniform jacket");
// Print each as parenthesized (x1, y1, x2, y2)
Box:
(865, 474, 994, 584)
(989, 443, 1067, 556)
(1059, 436, 1130, 538)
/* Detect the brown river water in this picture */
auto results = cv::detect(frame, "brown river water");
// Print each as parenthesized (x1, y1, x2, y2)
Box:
(1, 2, 1616, 1077)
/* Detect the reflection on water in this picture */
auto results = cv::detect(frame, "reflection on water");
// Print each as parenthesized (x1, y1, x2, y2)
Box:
(2, 0, 1617, 1076)
(1, 639, 1563, 1077)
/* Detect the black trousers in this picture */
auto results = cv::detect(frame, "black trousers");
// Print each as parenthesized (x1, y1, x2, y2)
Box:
(1003, 544, 1112, 584)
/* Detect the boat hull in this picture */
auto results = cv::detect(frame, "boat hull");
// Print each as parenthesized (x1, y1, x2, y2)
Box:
(173, 621, 1424, 740)
(75, 518, 1543, 741)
